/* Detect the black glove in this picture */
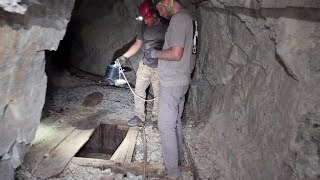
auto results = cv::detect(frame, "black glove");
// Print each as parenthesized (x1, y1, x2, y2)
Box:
(116, 55, 128, 65)
(143, 48, 157, 59)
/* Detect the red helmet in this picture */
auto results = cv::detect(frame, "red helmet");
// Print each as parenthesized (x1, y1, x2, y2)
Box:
(139, 0, 156, 20)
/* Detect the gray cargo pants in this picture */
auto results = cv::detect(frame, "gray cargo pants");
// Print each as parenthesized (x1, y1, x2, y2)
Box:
(134, 60, 160, 121)
(158, 84, 189, 177)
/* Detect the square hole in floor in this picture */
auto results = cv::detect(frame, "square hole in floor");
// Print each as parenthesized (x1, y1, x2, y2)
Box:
(75, 124, 128, 160)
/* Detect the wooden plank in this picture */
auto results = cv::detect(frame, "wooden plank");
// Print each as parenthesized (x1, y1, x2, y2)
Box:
(71, 157, 165, 177)
(124, 127, 139, 164)
(24, 108, 96, 170)
(110, 127, 139, 163)
(33, 111, 106, 178)
(101, 118, 128, 126)
(24, 122, 76, 171)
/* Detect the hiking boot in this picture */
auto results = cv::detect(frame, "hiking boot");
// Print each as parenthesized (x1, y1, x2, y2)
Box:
(127, 116, 145, 127)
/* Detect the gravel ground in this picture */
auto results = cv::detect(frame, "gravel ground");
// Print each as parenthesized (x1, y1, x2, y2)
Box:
(16, 71, 225, 180)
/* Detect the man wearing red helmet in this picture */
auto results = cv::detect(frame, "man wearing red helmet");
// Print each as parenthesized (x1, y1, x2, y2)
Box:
(116, 0, 168, 127)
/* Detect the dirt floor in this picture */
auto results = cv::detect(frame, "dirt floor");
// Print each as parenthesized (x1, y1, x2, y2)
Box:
(15, 69, 225, 180)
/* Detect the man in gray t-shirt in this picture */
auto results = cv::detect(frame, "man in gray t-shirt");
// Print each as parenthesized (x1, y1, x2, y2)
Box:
(146, 0, 195, 179)
(137, 20, 167, 68)
(116, 0, 167, 127)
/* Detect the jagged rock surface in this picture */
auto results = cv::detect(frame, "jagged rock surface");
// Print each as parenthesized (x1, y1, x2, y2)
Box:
(69, 0, 142, 77)
(185, 0, 320, 179)
(0, 1, 74, 179)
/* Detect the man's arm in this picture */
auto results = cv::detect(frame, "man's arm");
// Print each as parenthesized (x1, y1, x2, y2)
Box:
(123, 39, 143, 58)
(156, 46, 184, 61)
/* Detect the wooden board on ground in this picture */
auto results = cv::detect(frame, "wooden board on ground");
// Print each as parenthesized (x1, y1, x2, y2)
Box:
(24, 119, 76, 171)
(110, 127, 139, 163)
(24, 108, 96, 170)
(33, 110, 106, 178)
(71, 157, 165, 177)
(101, 118, 129, 126)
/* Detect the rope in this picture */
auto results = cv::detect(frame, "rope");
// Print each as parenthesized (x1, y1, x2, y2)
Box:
(115, 59, 158, 102)
(115, 60, 152, 178)
(143, 126, 148, 179)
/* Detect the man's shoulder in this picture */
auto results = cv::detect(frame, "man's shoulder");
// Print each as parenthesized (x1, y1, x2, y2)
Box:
(173, 9, 192, 20)
(169, 10, 192, 28)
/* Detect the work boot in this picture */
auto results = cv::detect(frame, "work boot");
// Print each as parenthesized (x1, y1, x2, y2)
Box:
(127, 116, 145, 127)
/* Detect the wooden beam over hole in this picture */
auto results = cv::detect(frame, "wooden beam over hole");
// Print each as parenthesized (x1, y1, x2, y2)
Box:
(32, 111, 106, 178)
(71, 157, 165, 177)
(110, 127, 139, 164)
(101, 118, 128, 126)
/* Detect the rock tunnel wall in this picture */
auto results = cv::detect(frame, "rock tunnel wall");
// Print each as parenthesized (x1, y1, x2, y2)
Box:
(0, 1, 75, 179)
(186, 0, 320, 179)
(69, 0, 142, 76)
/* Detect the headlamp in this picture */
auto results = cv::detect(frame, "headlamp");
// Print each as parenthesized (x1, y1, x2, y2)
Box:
(135, 14, 144, 21)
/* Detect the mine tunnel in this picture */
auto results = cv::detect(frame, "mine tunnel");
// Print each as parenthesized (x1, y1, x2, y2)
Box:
(1, 0, 320, 180)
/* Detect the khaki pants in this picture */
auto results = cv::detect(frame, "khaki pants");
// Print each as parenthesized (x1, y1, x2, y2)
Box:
(134, 60, 160, 121)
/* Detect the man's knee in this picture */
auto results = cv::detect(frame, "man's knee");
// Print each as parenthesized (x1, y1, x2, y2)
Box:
(135, 82, 149, 95)
(134, 88, 145, 96)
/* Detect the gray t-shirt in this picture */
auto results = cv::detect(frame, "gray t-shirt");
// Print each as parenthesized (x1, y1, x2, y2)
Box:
(158, 9, 194, 86)
(137, 21, 168, 68)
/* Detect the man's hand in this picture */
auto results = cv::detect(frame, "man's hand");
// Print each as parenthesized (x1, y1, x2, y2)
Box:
(116, 55, 128, 65)
(144, 48, 157, 59)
